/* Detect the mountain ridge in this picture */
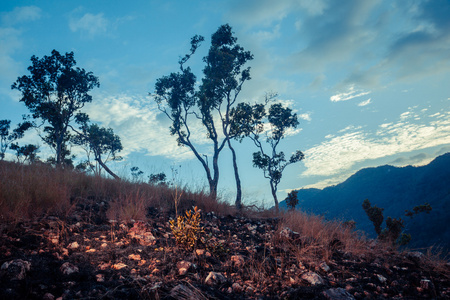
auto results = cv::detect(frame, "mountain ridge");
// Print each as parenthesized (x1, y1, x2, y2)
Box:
(280, 152, 450, 250)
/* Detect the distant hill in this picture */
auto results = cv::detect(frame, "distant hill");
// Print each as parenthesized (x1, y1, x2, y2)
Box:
(280, 152, 450, 250)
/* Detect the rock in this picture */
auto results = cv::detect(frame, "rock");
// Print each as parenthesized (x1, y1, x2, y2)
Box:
(42, 292, 55, 300)
(323, 288, 355, 300)
(232, 282, 243, 293)
(205, 272, 227, 285)
(377, 274, 387, 284)
(301, 271, 325, 285)
(112, 263, 127, 270)
(96, 273, 105, 282)
(279, 227, 300, 240)
(177, 261, 192, 275)
(407, 251, 425, 262)
(320, 262, 330, 273)
(1, 259, 31, 280)
(60, 262, 79, 276)
(231, 255, 245, 267)
(128, 254, 141, 261)
(68, 242, 79, 249)
(170, 284, 203, 300)
(127, 222, 156, 246)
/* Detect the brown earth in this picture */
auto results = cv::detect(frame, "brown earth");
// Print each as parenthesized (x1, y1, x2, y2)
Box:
(0, 197, 449, 299)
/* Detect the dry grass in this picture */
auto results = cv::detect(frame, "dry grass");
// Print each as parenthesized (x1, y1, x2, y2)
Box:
(0, 160, 235, 224)
(274, 210, 373, 264)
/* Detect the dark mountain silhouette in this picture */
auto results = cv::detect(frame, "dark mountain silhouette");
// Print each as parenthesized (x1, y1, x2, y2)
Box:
(280, 152, 450, 250)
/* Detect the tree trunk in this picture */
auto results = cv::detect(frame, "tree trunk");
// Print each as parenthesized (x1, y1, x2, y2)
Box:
(96, 157, 120, 180)
(227, 139, 242, 210)
(56, 134, 63, 167)
(270, 180, 279, 213)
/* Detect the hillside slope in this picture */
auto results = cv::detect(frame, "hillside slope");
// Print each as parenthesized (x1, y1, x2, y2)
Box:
(281, 153, 450, 250)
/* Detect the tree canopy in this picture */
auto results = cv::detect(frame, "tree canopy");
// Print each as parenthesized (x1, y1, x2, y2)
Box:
(12, 50, 100, 167)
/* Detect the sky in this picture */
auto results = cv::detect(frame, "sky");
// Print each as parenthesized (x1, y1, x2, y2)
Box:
(1, 0, 449, 208)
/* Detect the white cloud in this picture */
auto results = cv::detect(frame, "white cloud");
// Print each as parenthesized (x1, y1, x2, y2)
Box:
(298, 113, 311, 121)
(83, 94, 216, 161)
(357, 98, 372, 106)
(2, 6, 42, 25)
(69, 13, 109, 38)
(330, 85, 371, 102)
(302, 108, 450, 177)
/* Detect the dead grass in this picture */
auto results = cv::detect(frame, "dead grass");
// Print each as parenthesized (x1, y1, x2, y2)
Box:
(0, 160, 236, 224)
(275, 210, 373, 264)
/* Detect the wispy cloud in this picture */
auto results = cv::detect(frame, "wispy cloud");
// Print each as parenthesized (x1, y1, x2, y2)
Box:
(69, 12, 109, 38)
(357, 98, 371, 106)
(330, 85, 371, 102)
(298, 113, 311, 121)
(302, 107, 450, 177)
(1, 6, 42, 25)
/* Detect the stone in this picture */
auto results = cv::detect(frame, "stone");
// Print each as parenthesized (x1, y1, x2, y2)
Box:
(68, 242, 79, 249)
(205, 272, 227, 285)
(128, 254, 141, 261)
(301, 271, 325, 285)
(377, 274, 387, 284)
(279, 227, 300, 240)
(320, 262, 331, 273)
(127, 222, 156, 246)
(231, 255, 245, 267)
(1, 259, 31, 280)
(60, 262, 79, 276)
(112, 263, 127, 270)
(42, 292, 55, 300)
(232, 282, 243, 293)
(96, 274, 105, 282)
(323, 288, 355, 300)
(177, 261, 192, 275)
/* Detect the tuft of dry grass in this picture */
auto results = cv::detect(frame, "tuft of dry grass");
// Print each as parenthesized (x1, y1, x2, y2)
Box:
(274, 210, 372, 264)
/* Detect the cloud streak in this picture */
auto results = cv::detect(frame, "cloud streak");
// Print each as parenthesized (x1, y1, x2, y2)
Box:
(302, 107, 450, 177)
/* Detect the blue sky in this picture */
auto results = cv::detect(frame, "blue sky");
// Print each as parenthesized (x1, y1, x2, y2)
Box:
(1, 0, 449, 207)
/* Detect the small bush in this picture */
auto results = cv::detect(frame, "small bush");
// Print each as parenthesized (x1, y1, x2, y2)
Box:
(169, 206, 204, 250)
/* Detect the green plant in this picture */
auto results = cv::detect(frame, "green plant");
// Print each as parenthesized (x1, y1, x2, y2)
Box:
(285, 190, 299, 210)
(169, 206, 204, 250)
(362, 199, 432, 246)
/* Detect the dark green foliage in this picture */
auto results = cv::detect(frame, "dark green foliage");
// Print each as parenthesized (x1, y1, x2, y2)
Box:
(363, 199, 432, 246)
(285, 190, 299, 210)
(149, 172, 167, 185)
(12, 50, 99, 167)
(130, 167, 144, 182)
(10, 143, 39, 163)
(0, 119, 32, 160)
(362, 199, 384, 235)
(405, 203, 432, 218)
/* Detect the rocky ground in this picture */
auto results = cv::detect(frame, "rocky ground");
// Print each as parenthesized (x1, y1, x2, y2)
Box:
(0, 197, 449, 299)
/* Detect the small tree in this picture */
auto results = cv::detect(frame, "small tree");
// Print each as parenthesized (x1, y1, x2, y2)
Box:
(285, 190, 299, 210)
(149, 172, 167, 185)
(362, 199, 432, 246)
(153, 24, 253, 207)
(10, 143, 39, 163)
(73, 115, 122, 179)
(230, 97, 304, 212)
(12, 50, 99, 167)
(0, 119, 32, 160)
